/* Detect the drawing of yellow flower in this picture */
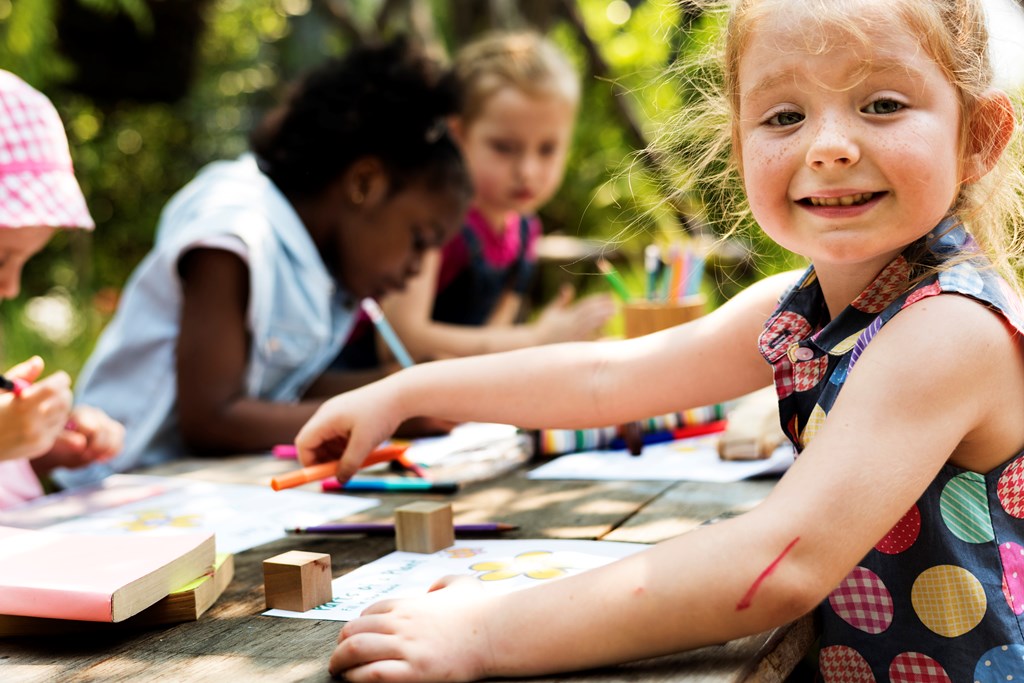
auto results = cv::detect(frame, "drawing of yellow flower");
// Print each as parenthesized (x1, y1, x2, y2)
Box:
(120, 509, 202, 532)
(470, 551, 571, 581)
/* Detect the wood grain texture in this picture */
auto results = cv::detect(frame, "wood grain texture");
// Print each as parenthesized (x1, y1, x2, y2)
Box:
(0, 454, 814, 682)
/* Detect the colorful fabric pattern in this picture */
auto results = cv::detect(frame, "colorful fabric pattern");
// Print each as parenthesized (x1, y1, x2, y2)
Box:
(759, 218, 1024, 680)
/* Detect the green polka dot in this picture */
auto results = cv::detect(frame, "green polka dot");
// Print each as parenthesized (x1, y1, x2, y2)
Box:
(940, 472, 994, 543)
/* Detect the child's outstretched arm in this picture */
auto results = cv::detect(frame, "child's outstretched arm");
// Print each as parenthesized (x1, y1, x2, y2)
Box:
(174, 248, 338, 454)
(381, 250, 614, 361)
(297, 271, 794, 481)
(0, 357, 73, 462)
(325, 292, 1020, 682)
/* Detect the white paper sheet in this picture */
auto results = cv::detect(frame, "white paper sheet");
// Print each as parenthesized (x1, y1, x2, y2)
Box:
(0, 474, 377, 553)
(264, 539, 646, 621)
(526, 435, 794, 483)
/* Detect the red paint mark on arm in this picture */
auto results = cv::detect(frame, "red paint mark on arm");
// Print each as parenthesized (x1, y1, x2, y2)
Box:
(735, 536, 800, 611)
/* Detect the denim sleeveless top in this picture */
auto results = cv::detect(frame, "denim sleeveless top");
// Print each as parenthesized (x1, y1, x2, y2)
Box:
(432, 215, 535, 326)
(758, 219, 1024, 681)
(334, 213, 536, 369)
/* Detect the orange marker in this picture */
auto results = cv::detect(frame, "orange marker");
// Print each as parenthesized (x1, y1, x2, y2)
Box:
(270, 442, 410, 491)
(395, 453, 430, 479)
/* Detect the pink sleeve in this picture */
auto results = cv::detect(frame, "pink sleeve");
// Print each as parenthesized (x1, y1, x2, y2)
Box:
(0, 459, 44, 510)
(524, 215, 542, 261)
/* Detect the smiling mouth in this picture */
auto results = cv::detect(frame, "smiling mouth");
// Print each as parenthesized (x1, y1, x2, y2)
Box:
(803, 192, 876, 207)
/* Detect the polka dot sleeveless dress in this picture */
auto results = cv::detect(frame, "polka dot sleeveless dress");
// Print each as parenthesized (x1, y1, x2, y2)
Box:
(758, 219, 1024, 681)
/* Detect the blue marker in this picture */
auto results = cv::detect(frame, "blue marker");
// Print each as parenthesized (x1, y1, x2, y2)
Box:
(322, 478, 459, 494)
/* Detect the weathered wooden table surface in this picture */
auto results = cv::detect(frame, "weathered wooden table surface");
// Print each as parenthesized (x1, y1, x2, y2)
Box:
(0, 453, 814, 683)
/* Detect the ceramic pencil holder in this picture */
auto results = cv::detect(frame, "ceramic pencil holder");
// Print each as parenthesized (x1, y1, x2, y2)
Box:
(622, 295, 706, 339)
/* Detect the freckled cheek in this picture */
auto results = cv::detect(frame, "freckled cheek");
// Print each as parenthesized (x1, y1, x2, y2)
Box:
(742, 154, 789, 219)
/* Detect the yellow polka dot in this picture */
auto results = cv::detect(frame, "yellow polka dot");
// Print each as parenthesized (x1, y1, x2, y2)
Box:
(911, 565, 987, 637)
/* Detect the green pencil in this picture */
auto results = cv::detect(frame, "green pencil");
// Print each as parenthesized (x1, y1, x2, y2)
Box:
(597, 259, 632, 302)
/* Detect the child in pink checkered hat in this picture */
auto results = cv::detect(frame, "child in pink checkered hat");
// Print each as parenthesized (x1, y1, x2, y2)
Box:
(0, 69, 124, 509)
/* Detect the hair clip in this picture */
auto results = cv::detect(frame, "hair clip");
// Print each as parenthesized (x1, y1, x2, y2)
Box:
(424, 118, 447, 144)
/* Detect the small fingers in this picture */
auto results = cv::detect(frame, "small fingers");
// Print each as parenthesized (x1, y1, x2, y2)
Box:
(357, 599, 401, 618)
(338, 659, 419, 683)
(426, 574, 473, 593)
(330, 632, 409, 680)
(85, 420, 125, 462)
(5, 355, 45, 383)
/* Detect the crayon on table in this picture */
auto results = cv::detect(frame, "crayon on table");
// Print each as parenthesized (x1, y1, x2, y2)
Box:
(321, 478, 459, 494)
(288, 522, 516, 535)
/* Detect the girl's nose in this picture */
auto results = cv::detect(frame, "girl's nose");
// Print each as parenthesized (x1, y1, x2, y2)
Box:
(805, 117, 860, 169)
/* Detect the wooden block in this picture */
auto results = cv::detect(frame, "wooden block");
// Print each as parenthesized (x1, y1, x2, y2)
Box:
(719, 387, 788, 461)
(395, 501, 455, 553)
(263, 550, 332, 612)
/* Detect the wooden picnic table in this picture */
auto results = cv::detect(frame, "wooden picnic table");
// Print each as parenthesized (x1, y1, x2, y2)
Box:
(1, 451, 815, 683)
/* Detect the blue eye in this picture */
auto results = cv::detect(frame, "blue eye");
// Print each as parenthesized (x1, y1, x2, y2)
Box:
(767, 111, 804, 126)
(863, 99, 903, 115)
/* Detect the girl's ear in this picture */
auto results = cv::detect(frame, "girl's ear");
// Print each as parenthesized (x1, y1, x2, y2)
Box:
(962, 89, 1015, 184)
(446, 115, 466, 147)
(345, 156, 389, 208)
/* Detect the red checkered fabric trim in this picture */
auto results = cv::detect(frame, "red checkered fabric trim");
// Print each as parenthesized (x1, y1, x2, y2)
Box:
(850, 256, 909, 313)
(998, 456, 1024, 519)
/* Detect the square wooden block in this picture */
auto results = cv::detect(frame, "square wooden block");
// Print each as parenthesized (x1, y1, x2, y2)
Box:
(263, 550, 332, 612)
(395, 501, 454, 553)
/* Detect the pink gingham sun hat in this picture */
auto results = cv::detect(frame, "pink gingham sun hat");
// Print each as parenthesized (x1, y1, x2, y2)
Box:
(0, 70, 93, 230)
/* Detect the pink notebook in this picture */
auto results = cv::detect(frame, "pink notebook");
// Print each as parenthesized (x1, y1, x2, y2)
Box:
(0, 525, 215, 622)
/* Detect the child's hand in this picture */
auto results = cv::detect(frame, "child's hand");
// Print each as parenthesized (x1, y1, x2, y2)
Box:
(330, 577, 495, 682)
(0, 357, 73, 462)
(296, 382, 404, 482)
(29, 405, 125, 475)
(534, 285, 615, 344)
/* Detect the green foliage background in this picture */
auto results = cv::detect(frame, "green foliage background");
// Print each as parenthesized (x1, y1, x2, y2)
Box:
(0, 0, 793, 377)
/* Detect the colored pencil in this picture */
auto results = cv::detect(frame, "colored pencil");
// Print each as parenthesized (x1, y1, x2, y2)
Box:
(361, 297, 415, 368)
(288, 522, 516, 535)
(321, 478, 459, 494)
(596, 259, 632, 302)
